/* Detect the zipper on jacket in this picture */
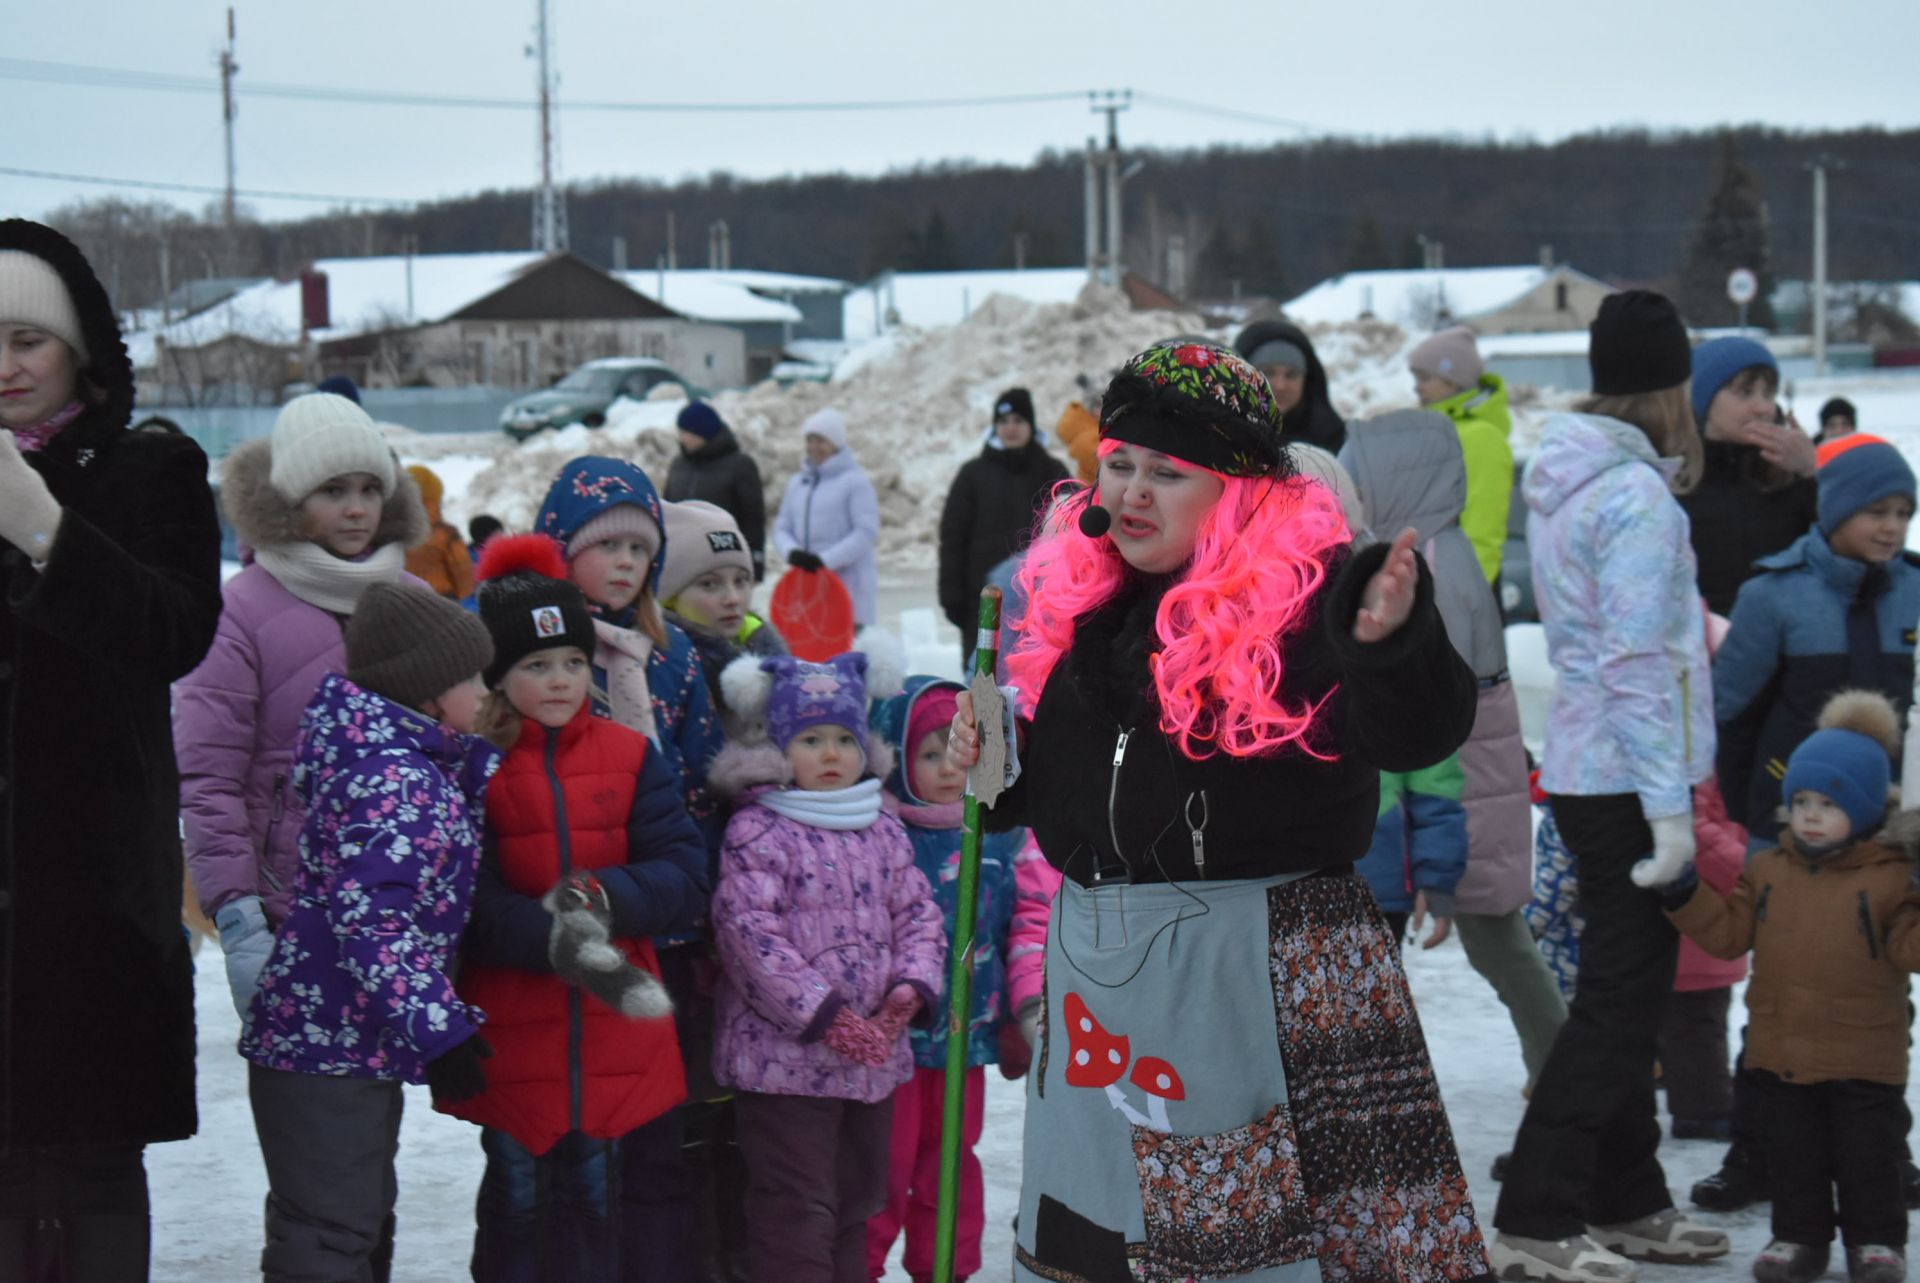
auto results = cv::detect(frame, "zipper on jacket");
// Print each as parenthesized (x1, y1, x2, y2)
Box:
(1859, 891, 1880, 960)
(545, 734, 587, 1132)
(260, 773, 287, 892)
(1679, 670, 1693, 764)
(1185, 790, 1209, 879)
(1103, 729, 1131, 880)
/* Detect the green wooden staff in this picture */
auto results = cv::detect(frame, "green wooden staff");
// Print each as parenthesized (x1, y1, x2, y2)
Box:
(932, 586, 1003, 1283)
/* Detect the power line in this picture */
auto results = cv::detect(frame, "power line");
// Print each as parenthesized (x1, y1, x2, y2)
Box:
(0, 164, 410, 207)
(1131, 93, 1314, 133)
(0, 57, 1088, 114)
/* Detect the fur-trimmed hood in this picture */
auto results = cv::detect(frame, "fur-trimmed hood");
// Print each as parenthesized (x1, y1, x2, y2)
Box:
(221, 436, 428, 554)
(706, 738, 894, 802)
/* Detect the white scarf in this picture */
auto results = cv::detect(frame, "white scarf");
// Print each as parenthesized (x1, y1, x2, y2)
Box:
(593, 618, 657, 742)
(757, 777, 883, 830)
(253, 541, 408, 616)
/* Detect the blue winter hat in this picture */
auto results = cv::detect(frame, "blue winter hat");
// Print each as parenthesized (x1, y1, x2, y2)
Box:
(315, 374, 363, 405)
(1782, 728, 1891, 841)
(764, 653, 869, 762)
(676, 400, 725, 441)
(537, 456, 666, 592)
(1688, 337, 1776, 424)
(1816, 435, 1917, 536)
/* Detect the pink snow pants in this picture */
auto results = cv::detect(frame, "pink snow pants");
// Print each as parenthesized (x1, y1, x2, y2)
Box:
(865, 1066, 985, 1281)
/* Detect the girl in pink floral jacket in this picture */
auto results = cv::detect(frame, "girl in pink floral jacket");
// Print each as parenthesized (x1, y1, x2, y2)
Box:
(707, 651, 945, 1282)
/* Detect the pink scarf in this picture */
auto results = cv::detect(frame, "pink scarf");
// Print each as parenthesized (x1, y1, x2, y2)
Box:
(11, 400, 84, 453)
(894, 798, 964, 830)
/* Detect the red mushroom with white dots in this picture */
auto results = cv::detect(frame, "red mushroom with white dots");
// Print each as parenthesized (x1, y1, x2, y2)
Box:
(1130, 1056, 1186, 1131)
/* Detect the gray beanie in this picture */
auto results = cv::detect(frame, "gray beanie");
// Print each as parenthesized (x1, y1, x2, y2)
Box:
(345, 582, 495, 711)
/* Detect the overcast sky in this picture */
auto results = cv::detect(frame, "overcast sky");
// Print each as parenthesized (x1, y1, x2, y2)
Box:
(9, 0, 1920, 228)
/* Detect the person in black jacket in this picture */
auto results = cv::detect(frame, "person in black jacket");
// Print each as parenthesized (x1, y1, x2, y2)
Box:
(1233, 317, 1346, 453)
(937, 387, 1067, 667)
(947, 341, 1488, 1283)
(1680, 337, 1819, 616)
(0, 219, 224, 1279)
(665, 400, 768, 580)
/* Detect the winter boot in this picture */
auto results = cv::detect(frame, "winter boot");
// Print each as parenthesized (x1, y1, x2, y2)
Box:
(1487, 1231, 1638, 1282)
(1589, 1208, 1731, 1264)
(1845, 1244, 1905, 1283)
(1752, 1239, 1830, 1283)
(1691, 1143, 1769, 1211)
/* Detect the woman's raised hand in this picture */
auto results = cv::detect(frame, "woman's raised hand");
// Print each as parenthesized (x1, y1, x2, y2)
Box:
(946, 690, 981, 770)
(1353, 527, 1419, 644)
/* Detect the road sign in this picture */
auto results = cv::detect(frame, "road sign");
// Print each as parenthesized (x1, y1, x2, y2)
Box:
(1727, 268, 1758, 306)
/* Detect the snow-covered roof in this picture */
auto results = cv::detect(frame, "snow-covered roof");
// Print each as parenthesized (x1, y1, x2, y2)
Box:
(844, 268, 1093, 342)
(617, 271, 802, 325)
(1284, 265, 1610, 330)
(130, 251, 547, 365)
(701, 269, 850, 295)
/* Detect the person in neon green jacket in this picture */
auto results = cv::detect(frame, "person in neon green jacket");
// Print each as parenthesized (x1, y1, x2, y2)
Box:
(1411, 326, 1513, 584)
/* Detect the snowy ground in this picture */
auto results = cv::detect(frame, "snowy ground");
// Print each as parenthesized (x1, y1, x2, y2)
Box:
(150, 868, 1919, 1282)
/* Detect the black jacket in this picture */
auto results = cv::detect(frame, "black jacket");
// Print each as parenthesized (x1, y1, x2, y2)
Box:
(1679, 440, 1820, 616)
(1, 408, 224, 1149)
(937, 441, 1068, 629)
(1233, 319, 1347, 454)
(664, 426, 768, 577)
(987, 541, 1475, 885)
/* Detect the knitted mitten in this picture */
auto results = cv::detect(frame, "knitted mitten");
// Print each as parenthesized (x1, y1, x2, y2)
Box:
(544, 874, 673, 1019)
(822, 1007, 892, 1067)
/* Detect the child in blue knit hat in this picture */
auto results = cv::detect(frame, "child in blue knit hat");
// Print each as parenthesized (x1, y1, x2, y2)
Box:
(1667, 690, 1920, 1283)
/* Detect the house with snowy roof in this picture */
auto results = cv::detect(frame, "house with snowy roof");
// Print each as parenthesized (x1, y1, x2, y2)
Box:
(1282, 263, 1615, 337)
(843, 268, 1179, 343)
(138, 251, 749, 404)
(618, 269, 850, 380)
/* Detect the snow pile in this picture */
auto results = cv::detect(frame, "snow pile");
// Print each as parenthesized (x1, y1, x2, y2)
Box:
(433, 284, 1589, 576)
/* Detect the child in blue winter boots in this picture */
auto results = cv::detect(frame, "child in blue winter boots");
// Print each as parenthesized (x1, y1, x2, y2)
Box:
(240, 581, 500, 1281)
(1666, 690, 1920, 1283)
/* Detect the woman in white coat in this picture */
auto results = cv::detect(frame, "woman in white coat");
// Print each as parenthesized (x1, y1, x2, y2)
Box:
(772, 407, 880, 626)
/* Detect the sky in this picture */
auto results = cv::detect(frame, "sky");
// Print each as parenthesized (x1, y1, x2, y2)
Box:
(8, 0, 1920, 228)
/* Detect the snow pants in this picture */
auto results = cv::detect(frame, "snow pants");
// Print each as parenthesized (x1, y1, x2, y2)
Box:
(1657, 985, 1734, 1125)
(248, 1065, 401, 1283)
(1756, 1071, 1908, 1249)
(735, 1091, 892, 1283)
(473, 1127, 617, 1283)
(1494, 793, 1678, 1240)
(866, 1066, 987, 1281)
(0, 1143, 148, 1282)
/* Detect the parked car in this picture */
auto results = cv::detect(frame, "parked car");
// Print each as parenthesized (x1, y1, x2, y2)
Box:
(1497, 457, 1537, 623)
(500, 357, 694, 440)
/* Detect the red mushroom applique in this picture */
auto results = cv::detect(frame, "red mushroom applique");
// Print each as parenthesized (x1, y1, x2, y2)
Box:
(1062, 992, 1185, 1131)
(1129, 1057, 1186, 1131)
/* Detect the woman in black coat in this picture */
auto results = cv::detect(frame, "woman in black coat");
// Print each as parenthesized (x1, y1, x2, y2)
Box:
(0, 220, 224, 1279)
(665, 400, 769, 580)
(937, 387, 1068, 665)
(1234, 318, 1347, 453)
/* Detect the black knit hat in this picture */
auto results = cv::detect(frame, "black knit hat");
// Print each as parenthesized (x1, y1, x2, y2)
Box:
(1588, 290, 1691, 397)
(1819, 396, 1858, 427)
(345, 583, 494, 710)
(993, 387, 1035, 426)
(475, 534, 598, 687)
(0, 219, 136, 427)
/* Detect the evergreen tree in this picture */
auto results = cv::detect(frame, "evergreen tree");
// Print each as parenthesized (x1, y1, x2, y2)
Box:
(1343, 215, 1392, 272)
(1193, 223, 1240, 298)
(914, 209, 959, 271)
(1239, 215, 1287, 299)
(1677, 132, 1776, 329)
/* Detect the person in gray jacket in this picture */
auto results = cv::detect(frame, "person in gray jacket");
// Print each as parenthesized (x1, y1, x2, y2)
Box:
(1342, 410, 1568, 1087)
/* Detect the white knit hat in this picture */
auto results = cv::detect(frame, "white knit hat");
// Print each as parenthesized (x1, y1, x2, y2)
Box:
(268, 392, 396, 502)
(801, 407, 848, 453)
(0, 250, 88, 362)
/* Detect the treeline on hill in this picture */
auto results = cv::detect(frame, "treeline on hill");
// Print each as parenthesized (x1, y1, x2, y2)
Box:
(56, 126, 1920, 327)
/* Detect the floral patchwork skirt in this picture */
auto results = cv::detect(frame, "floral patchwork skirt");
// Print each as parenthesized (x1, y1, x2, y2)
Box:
(1012, 869, 1490, 1283)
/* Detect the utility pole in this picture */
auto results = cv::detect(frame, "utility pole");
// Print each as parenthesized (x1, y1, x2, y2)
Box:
(1083, 139, 1100, 282)
(219, 7, 239, 236)
(1809, 156, 1840, 376)
(531, 0, 568, 253)
(665, 210, 677, 271)
(1090, 91, 1132, 288)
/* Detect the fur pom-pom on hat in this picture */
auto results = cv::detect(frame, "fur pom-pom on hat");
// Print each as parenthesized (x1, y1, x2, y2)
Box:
(853, 626, 906, 702)
(720, 653, 774, 724)
(1816, 689, 1902, 755)
(477, 531, 570, 585)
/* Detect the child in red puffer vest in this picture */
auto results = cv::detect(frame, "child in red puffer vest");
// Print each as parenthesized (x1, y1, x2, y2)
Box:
(440, 534, 711, 1282)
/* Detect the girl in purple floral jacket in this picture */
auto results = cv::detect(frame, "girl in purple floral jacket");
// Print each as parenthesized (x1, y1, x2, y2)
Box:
(240, 583, 499, 1281)
(707, 652, 946, 1283)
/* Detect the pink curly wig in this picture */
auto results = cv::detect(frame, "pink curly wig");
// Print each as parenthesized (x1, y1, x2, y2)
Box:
(1007, 446, 1352, 760)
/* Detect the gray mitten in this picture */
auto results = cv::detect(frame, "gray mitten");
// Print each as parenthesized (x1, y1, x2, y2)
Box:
(543, 873, 673, 1020)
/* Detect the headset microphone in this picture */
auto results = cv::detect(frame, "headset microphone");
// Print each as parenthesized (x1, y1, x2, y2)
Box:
(1077, 503, 1112, 538)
